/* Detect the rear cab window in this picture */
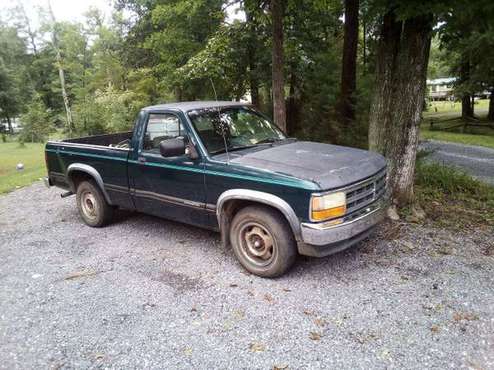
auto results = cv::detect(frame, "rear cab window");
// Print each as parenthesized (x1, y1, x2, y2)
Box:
(143, 113, 185, 152)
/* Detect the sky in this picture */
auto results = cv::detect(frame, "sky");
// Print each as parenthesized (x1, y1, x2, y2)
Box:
(2, 0, 244, 27)
(3, 0, 113, 26)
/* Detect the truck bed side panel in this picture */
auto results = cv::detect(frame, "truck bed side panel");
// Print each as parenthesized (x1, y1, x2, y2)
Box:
(47, 143, 134, 210)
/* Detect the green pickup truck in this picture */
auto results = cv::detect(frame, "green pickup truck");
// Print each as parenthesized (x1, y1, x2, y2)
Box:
(44, 101, 387, 277)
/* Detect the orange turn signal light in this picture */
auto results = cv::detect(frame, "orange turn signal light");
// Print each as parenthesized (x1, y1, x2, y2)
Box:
(311, 205, 346, 221)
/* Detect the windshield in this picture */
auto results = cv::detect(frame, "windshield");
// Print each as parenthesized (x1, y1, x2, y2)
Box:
(188, 106, 286, 154)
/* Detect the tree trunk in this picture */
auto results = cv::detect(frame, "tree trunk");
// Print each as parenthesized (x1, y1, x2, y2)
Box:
(461, 95, 473, 119)
(48, 0, 74, 136)
(362, 16, 367, 74)
(488, 89, 494, 121)
(286, 68, 300, 135)
(271, 0, 286, 132)
(338, 0, 359, 125)
(460, 60, 473, 119)
(368, 11, 433, 206)
(245, 8, 260, 108)
(6, 115, 12, 134)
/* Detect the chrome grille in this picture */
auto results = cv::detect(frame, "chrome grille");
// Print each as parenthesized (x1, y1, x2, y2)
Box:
(345, 169, 386, 215)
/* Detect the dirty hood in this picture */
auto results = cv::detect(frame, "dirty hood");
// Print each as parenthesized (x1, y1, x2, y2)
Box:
(229, 141, 387, 190)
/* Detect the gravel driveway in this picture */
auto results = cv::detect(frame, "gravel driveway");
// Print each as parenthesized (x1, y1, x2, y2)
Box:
(1, 183, 493, 369)
(420, 140, 494, 185)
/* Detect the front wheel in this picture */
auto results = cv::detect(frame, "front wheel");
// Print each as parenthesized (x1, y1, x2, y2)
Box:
(229, 205, 297, 278)
(76, 180, 113, 227)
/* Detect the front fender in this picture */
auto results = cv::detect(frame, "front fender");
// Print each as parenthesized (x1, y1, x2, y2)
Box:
(216, 189, 302, 243)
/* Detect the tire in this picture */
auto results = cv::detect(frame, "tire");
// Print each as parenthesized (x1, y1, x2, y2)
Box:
(229, 205, 297, 278)
(76, 180, 113, 227)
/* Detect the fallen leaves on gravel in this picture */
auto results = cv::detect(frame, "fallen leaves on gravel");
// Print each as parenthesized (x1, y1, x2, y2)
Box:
(64, 270, 101, 280)
(303, 309, 314, 316)
(309, 332, 322, 341)
(264, 293, 274, 303)
(249, 342, 266, 352)
(452, 312, 479, 322)
(430, 325, 440, 333)
(313, 318, 327, 327)
(273, 365, 288, 370)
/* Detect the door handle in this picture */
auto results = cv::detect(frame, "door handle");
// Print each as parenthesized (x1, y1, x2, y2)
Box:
(138, 156, 146, 163)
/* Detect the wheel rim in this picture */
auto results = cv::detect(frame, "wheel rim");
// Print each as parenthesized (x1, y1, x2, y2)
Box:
(80, 190, 98, 220)
(238, 222, 277, 267)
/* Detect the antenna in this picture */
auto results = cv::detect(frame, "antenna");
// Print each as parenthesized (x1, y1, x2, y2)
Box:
(209, 78, 230, 164)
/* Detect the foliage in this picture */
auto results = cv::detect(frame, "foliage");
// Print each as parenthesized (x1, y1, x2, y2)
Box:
(0, 25, 32, 124)
(19, 95, 54, 142)
(415, 160, 494, 227)
(78, 86, 147, 134)
(0, 0, 492, 203)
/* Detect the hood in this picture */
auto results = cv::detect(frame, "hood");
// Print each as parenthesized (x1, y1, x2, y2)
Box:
(228, 141, 387, 190)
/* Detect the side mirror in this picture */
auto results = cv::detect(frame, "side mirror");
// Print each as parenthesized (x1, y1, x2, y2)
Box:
(159, 137, 186, 157)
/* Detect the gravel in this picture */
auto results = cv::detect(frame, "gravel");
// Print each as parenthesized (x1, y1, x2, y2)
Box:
(420, 140, 494, 185)
(1, 182, 493, 369)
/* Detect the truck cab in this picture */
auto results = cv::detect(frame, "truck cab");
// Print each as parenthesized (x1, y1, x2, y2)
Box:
(45, 101, 387, 277)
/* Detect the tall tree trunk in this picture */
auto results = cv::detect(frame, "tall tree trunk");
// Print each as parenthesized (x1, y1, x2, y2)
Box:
(488, 89, 494, 121)
(362, 16, 367, 74)
(246, 9, 260, 108)
(338, 0, 359, 125)
(286, 68, 300, 135)
(368, 11, 433, 206)
(271, 0, 286, 132)
(460, 59, 473, 119)
(48, 0, 74, 136)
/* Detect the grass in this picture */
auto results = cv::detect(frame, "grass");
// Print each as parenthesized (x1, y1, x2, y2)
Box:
(420, 99, 494, 149)
(0, 141, 46, 194)
(414, 159, 494, 228)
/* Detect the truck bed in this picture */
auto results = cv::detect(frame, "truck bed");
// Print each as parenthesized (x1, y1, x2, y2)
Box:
(62, 131, 133, 148)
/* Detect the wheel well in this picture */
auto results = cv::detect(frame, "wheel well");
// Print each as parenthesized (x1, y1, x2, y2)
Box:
(219, 199, 294, 248)
(68, 170, 94, 191)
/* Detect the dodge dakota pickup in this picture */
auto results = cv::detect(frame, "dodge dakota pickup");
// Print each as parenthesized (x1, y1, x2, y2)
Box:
(45, 101, 387, 277)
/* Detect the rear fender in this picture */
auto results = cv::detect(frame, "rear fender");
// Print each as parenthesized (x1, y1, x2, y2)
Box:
(66, 163, 112, 205)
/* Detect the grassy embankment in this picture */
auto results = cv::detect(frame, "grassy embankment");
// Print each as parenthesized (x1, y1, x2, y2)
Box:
(414, 159, 494, 228)
(0, 141, 46, 194)
(420, 99, 494, 149)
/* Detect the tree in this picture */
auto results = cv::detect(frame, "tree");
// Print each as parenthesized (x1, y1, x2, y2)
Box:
(19, 94, 54, 142)
(47, 0, 74, 136)
(270, 0, 286, 131)
(0, 24, 31, 132)
(337, 0, 359, 126)
(368, 5, 433, 206)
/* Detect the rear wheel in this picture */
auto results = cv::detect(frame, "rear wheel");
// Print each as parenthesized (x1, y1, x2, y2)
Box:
(76, 180, 113, 227)
(229, 205, 297, 277)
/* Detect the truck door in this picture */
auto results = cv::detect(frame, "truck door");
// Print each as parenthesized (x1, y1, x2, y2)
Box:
(128, 111, 208, 227)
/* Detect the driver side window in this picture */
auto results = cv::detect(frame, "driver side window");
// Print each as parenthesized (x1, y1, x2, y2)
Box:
(143, 113, 184, 151)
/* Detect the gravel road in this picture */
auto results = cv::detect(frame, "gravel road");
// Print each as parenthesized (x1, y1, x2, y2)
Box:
(420, 140, 494, 185)
(1, 183, 493, 369)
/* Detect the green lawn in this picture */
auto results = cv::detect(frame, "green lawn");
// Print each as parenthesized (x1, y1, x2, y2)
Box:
(420, 99, 494, 149)
(0, 142, 46, 194)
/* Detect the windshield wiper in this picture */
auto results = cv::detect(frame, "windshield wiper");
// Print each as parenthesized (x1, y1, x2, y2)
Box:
(210, 145, 256, 155)
(255, 138, 285, 145)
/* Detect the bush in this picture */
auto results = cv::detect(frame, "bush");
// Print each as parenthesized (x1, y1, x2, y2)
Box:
(73, 86, 148, 135)
(19, 96, 54, 142)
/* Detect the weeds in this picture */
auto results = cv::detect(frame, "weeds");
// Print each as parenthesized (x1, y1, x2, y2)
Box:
(414, 160, 494, 228)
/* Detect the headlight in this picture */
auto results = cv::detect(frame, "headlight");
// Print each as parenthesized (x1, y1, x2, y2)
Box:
(311, 192, 346, 221)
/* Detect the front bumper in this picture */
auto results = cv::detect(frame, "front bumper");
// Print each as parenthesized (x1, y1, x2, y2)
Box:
(298, 200, 386, 257)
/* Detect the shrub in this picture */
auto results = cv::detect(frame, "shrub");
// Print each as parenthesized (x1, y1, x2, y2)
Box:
(19, 96, 54, 142)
